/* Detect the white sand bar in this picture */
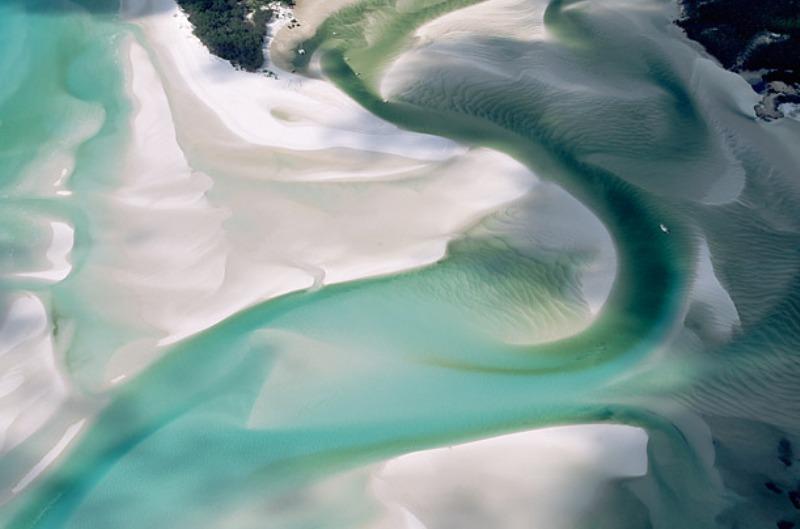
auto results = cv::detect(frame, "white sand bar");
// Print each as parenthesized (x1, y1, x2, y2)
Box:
(71, 3, 543, 385)
(220, 424, 649, 529)
(369, 424, 648, 529)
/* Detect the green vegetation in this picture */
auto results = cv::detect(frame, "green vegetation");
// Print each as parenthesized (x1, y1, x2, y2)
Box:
(176, 0, 294, 71)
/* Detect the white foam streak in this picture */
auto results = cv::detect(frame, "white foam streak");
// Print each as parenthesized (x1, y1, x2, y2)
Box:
(11, 419, 86, 495)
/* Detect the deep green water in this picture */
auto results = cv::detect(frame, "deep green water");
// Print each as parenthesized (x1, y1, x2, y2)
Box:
(2, 0, 800, 528)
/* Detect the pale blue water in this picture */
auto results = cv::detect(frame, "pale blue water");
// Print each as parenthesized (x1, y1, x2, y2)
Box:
(2, 1, 800, 528)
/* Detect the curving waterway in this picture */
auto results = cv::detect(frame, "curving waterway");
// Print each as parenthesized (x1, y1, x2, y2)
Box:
(2, 0, 800, 528)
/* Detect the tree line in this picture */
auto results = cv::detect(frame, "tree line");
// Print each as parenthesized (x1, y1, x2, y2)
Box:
(177, 0, 294, 71)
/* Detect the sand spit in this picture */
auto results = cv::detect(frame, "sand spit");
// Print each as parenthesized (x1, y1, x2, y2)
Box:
(13, 221, 74, 283)
(369, 425, 648, 529)
(0, 295, 66, 457)
(270, 0, 363, 70)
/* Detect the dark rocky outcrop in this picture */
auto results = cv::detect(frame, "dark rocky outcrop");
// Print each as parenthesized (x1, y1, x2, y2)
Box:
(676, 0, 800, 120)
(779, 438, 795, 467)
(767, 481, 784, 494)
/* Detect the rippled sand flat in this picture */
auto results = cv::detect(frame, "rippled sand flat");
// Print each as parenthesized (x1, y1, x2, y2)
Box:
(1, 0, 800, 528)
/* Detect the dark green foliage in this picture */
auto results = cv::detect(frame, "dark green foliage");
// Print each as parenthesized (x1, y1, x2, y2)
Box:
(677, 0, 800, 88)
(176, 0, 293, 71)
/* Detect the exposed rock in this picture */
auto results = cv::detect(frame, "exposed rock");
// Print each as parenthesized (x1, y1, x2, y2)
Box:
(676, 0, 800, 121)
(766, 481, 784, 494)
(779, 438, 794, 467)
(789, 489, 800, 510)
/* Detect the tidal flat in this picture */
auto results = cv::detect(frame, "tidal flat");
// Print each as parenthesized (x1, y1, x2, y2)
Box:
(1, 0, 799, 528)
